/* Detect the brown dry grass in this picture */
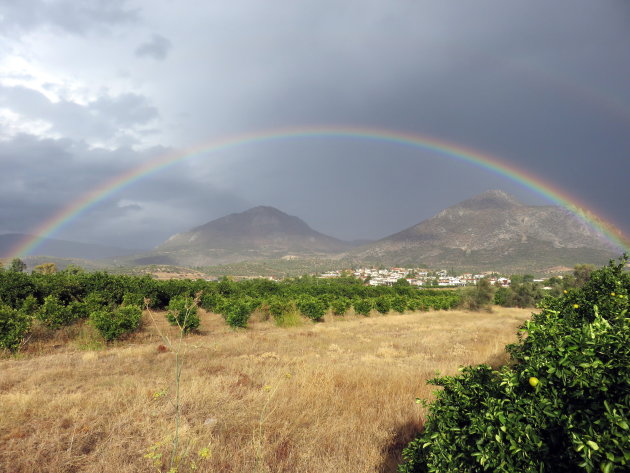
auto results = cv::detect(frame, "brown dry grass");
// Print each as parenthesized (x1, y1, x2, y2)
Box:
(0, 307, 531, 473)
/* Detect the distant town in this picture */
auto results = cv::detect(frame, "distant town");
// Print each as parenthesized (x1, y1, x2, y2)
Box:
(317, 267, 541, 287)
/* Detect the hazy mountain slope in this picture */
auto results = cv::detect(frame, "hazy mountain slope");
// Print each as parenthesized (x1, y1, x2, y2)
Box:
(148, 206, 355, 266)
(348, 190, 619, 272)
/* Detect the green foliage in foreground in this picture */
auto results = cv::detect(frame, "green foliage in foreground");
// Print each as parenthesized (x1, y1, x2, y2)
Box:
(0, 305, 32, 352)
(90, 305, 143, 341)
(399, 257, 630, 473)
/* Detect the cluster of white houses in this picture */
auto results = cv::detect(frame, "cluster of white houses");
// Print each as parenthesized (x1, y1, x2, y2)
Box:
(318, 268, 512, 287)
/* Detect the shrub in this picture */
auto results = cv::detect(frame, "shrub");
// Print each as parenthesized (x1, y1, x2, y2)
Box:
(331, 297, 352, 316)
(375, 296, 392, 314)
(20, 295, 39, 315)
(266, 296, 294, 321)
(122, 292, 145, 308)
(399, 257, 630, 473)
(391, 295, 408, 313)
(67, 300, 89, 320)
(353, 298, 373, 316)
(200, 292, 226, 312)
(84, 292, 112, 313)
(222, 299, 254, 328)
(0, 305, 32, 352)
(166, 296, 199, 333)
(90, 305, 143, 341)
(460, 278, 495, 311)
(296, 295, 327, 322)
(36, 295, 75, 329)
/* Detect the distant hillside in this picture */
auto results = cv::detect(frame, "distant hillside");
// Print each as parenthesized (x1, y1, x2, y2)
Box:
(348, 190, 620, 273)
(0, 233, 143, 261)
(145, 206, 355, 266)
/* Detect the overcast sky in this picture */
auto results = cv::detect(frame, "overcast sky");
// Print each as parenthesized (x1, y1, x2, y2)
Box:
(1, 0, 629, 251)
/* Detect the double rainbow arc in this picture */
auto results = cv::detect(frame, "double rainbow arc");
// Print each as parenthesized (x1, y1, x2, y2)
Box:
(7, 125, 629, 259)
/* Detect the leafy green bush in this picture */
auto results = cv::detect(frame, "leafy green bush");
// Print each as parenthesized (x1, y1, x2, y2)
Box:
(36, 295, 75, 328)
(222, 298, 256, 328)
(353, 298, 373, 316)
(375, 296, 392, 314)
(0, 305, 32, 352)
(331, 297, 352, 316)
(266, 296, 294, 321)
(399, 257, 630, 473)
(296, 295, 327, 321)
(200, 292, 226, 312)
(90, 305, 143, 341)
(84, 292, 111, 313)
(460, 278, 495, 311)
(391, 295, 408, 313)
(20, 295, 39, 315)
(67, 300, 89, 320)
(166, 296, 199, 333)
(122, 292, 145, 308)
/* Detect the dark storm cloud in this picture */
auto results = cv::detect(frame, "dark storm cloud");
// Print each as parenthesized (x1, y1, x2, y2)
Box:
(135, 34, 172, 61)
(198, 0, 629, 239)
(0, 134, 251, 248)
(0, 0, 137, 36)
(0, 0, 628, 249)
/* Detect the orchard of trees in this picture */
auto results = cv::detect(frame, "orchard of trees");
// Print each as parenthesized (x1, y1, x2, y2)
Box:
(0, 259, 460, 352)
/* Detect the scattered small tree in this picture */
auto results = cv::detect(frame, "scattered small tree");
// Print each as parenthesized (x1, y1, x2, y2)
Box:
(296, 295, 327, 322)
(33, 262, 57, 275)
(330, 297, 352, 316)
(0, 305, 32, 352)
(9, 258, 26, 273)
(166, 296, 199, 333)
(36, 295, 74, 328)
(461, 277, 495, 311)
(353, 298, 373, 316)
(90, 305, 142, 341)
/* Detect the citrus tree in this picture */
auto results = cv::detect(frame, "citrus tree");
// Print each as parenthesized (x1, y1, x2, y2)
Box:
(399, 256, 629, 473)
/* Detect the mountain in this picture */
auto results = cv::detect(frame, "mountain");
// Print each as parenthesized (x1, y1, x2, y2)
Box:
(348, 190, 620, 273)
(0, 233, 143, 260)
(148, 206, 354, 266)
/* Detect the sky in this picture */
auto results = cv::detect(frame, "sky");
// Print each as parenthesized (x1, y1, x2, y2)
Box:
(0, 0, 629, 251)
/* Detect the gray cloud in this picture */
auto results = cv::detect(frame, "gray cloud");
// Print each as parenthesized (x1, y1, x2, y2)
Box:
(135, 34, 172, 60)
(0, 134, 251, 248)
(0, 0, 137, 36)
(0, 0, 628, 250)
(0, 85, 158, 144)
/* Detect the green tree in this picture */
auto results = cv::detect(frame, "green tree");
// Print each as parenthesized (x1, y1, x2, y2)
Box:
(461, 278, 495, 311)
(574, 263, 596, 287)
(399, 256, 630, 473)
(90, 305, 142, 341)
(166, 296, 199, 333)
(33, 262, 57, 274)
(296, 295, 327, 321)
(9, 258, 26, 273)
(353, 298, 373, 316)
(375, 296, 392, 314)
(0, 305, 32, 352)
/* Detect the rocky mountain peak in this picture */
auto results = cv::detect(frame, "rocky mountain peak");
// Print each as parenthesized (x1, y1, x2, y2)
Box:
(454, 189, 522, 211)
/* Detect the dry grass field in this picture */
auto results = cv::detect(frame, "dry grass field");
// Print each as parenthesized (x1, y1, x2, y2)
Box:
(0, 307, 531, 473)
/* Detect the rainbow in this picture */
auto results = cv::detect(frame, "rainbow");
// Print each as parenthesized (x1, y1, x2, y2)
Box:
(6, 125, 629, 259)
